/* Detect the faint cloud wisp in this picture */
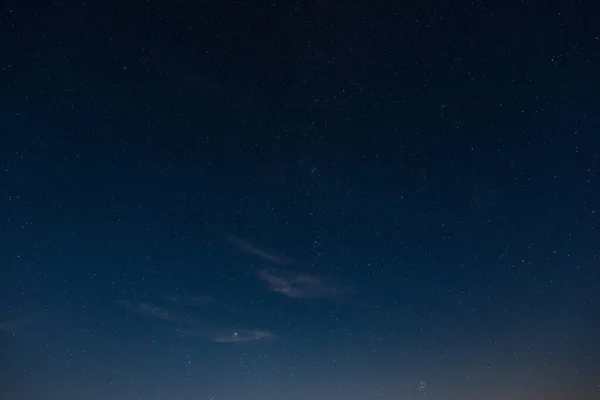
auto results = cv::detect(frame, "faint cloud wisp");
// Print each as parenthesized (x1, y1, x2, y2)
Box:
(259, 269, 351, 300)
(195, 328, 276, 343)
(170, 294, 238, 313)
(119, 300, 275, 344)
(118, 300, 196, 325)
(228, 234, 289, 264)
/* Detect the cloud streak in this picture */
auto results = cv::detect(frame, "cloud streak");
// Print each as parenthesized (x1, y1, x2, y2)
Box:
(170, 294, 238, 313)
(228, 234, 356, 301)
(228, 234, 288, 264)
(119, 299, 274, 344)
(193, 328, 276, 343)
(118, 301, 196, 325)
(259, 269, 351, 300)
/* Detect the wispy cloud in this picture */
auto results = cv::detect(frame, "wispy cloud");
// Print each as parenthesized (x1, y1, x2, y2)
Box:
(170, 294, 237, 313)
(118, 300, 196, 325)
(228, 234, 357, 300)
(118, 300, 273, 344)
(228, 234, 288, 264)
(259, 269, 351, 300)
(192, 328, 276, 343)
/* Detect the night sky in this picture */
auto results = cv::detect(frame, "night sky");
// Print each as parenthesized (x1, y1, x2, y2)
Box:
(1, 0, 600, 399)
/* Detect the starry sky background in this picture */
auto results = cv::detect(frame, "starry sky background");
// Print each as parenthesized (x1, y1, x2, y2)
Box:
(1, 0, 599, 399)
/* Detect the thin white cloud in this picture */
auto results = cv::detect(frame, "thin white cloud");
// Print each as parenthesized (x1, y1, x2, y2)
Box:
(186, 328, 276, 344)
(118, 300, 273, 345)
(170, 294, 237, 313)
(211, 329, 275, 343)
(118, 300, 196, 325)
(259, 269, 351, 300)
(228, 234, 288, 264)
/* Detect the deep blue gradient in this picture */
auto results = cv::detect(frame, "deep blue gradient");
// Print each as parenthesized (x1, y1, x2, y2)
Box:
(1, 1, 599, 399)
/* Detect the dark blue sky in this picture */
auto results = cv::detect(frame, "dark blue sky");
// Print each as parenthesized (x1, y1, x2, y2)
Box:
(1, 1, 599, 399)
